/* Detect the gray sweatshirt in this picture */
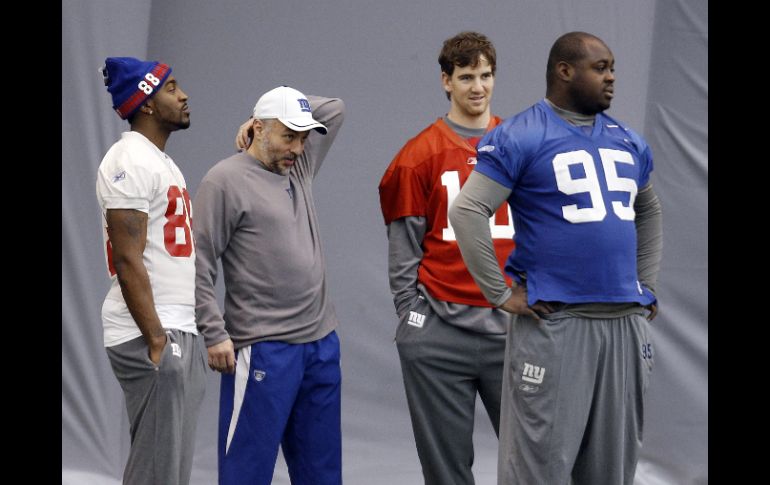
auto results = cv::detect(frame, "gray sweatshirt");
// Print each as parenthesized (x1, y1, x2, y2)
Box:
(193, 96, 345, 348)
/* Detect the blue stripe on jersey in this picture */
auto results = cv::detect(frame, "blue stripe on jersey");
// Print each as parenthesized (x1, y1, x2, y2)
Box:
(475, 100, 655, 306)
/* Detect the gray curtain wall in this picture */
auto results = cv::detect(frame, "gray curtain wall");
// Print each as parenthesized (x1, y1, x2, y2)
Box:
(635, 2, 708, 484)
(62, 1, 707, 483)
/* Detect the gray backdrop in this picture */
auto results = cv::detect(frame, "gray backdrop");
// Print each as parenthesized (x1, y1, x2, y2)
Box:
(62, 1, 708, 483)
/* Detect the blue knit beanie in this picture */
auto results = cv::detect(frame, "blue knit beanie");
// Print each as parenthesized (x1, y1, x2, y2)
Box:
(100, 57, 172, 119)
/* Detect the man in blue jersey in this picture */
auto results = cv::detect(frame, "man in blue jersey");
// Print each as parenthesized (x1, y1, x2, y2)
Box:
(449, 32, 662, 485)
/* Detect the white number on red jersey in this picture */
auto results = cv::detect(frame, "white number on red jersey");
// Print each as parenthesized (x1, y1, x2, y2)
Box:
(440, 170, 514, 241)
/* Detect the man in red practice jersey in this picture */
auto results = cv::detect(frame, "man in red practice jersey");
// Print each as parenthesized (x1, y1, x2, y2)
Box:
(378, 31, 515, 485)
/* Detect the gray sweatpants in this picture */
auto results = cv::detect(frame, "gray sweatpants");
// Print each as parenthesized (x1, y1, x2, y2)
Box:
(396, 296, 507, 485)
(497, 310, 654, 485)
(106, 329, 207, 485)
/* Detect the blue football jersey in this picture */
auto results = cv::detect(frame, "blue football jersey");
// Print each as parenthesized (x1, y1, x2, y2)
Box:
(475, 100, 655, 306)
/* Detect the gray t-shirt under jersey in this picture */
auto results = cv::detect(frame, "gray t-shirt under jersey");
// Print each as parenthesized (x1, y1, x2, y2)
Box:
(194, 96, 345, 348)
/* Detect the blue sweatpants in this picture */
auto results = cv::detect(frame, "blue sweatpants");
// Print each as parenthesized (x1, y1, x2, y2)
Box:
(218, 330, 342, 485)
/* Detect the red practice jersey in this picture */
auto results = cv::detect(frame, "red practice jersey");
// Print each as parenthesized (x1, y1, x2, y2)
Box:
(379, 117, 515, 306)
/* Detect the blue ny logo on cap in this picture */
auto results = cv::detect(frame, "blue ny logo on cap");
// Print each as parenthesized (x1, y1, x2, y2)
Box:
(297, 99, 311, 112)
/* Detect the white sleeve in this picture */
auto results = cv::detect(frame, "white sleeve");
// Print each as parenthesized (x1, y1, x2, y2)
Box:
(96, 148, 153, 212)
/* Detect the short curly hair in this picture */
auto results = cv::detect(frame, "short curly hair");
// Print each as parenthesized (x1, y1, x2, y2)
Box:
(438, 31, 496, 99)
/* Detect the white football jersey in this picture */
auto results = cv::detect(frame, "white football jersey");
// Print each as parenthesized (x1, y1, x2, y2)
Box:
(96, 131, 196, 346)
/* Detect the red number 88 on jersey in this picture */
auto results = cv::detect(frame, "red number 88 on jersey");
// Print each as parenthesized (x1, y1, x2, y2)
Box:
(106, 185, 193, 276)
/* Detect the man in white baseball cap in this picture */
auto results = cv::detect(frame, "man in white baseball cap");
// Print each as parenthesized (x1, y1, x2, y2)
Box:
(194, 86, 345, 484)
(253, 85, 328, 134)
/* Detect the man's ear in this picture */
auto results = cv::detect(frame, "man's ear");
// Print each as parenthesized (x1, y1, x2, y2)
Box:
(441, 71, 452, 96)
(138, 100, 156, 115)
(252, 118, 266, 136)
(556, 61, 574, 82)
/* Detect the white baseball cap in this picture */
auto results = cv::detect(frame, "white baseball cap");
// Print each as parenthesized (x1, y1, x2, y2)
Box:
(252, 86, 328, 134)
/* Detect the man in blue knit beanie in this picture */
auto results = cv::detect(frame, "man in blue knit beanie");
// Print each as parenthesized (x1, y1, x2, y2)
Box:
(95, 56, 205, 485)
